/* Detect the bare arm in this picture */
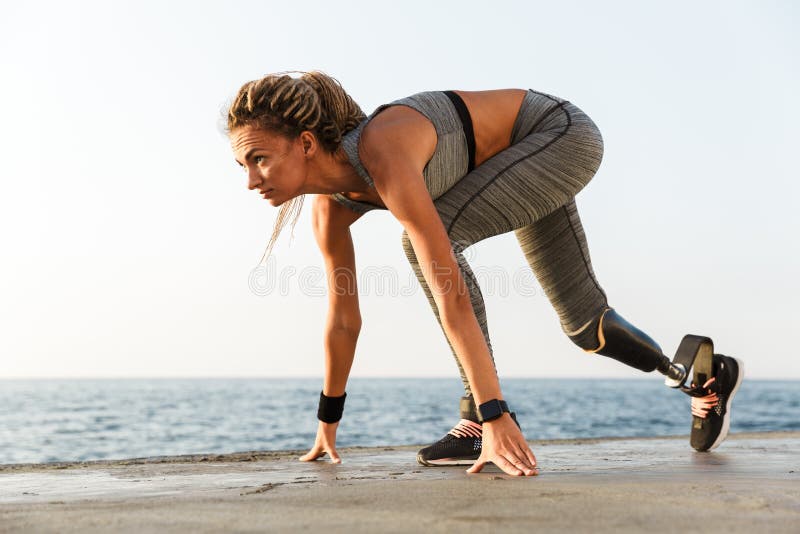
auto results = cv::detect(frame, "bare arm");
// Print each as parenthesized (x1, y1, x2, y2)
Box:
(359, 111, 502, 407)
(362, 165, 503, 410)
(300, 194, 364, 464)
(311, 193, 364, 397)
(359, 108, 537, 476)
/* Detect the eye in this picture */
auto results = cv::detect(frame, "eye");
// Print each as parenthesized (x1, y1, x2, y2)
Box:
(255, 155, 266, 164)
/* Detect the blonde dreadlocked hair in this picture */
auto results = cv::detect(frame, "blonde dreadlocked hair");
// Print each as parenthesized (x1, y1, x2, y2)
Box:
(227, 71, 366, 263)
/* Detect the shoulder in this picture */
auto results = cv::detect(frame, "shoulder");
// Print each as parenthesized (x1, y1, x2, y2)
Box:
(358, 100, 437, 175)
(352, 102, 439, 230)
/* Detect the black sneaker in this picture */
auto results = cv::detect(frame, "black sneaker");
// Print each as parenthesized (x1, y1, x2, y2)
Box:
(416, 413, 520, 466)
(684, 354, 744, 452)
(416, 419, 482, 466)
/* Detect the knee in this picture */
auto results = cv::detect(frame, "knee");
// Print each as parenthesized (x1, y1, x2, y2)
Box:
(565, 311, 604, 352)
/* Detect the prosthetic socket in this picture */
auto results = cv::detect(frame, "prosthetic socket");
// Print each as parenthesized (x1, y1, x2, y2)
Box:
(571, 308, 687, 385)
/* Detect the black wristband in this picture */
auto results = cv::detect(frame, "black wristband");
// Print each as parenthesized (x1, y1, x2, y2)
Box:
(478, 399, 510, 423)
(317, 391, 347, 423)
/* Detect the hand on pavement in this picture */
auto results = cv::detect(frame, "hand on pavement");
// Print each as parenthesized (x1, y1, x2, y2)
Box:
(299, 420, 341, 463)
(466, 413, 538, 476)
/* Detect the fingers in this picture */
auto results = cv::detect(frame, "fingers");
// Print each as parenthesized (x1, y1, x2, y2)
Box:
(517, 442, 538, 468)
(503, 437, 536, 475)
(493, 454, 525, 476)
(300, 421, 341, 463)
(466, 454, 534, 476)
(467, 450, 538, 476)
(496, 451, 539, 477)
(466, 458, 487, 474)
(509, 453, 537, 476)
(299, 445, 342, 464)
(298, 448, 325, 462)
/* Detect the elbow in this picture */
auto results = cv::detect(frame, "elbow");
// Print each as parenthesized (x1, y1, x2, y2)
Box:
(329, 317, 362, 337)
(438, 292, 474, 329)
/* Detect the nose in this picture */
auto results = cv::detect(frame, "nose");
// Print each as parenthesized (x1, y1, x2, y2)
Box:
(247, 167, 261, 191)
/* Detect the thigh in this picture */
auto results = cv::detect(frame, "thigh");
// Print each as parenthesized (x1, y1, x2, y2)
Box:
(514, 198, 609, 333)
(433, 99, 604, 249)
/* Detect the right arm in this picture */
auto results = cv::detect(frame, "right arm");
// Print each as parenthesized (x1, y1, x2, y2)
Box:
(300, 194, 363, 462)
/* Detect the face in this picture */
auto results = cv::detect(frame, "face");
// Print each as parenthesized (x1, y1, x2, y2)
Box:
(230, 126, 307, 206)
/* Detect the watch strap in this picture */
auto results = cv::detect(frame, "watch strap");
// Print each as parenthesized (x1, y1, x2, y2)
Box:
(478, 399, 510, 422)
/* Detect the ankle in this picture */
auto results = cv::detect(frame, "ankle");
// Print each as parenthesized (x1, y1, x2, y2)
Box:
(459, 395, 480, 423)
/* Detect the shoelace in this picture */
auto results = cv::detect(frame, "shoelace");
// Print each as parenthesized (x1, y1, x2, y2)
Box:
(447, 419, 483, 438)
(691, 377, 719, 418)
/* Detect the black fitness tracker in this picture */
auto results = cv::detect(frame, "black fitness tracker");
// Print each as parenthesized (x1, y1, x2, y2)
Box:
(317, 391, 347, 423)
(478, 399, 510, 422)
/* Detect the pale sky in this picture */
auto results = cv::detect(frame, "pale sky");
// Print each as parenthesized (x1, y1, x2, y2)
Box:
(1, 0, 798, 379)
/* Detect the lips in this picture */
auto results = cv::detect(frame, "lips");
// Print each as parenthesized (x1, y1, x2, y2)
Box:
(261, 188, 275, 198)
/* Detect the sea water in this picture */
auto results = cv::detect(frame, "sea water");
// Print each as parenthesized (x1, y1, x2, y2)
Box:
(0, 378, 797, 465)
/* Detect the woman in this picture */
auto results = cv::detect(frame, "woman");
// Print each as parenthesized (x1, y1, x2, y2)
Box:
(227, 71, 743, 477)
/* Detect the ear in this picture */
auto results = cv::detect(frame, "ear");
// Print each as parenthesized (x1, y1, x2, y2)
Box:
(299, 131, 317, 156)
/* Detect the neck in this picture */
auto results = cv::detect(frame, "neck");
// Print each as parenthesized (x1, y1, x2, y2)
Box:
(302, 147, 368, 195)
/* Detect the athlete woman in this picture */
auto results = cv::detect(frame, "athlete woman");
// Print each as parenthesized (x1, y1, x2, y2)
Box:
(227, 71, 743, 477)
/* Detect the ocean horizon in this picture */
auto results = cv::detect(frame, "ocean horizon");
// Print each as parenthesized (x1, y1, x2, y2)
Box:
(1, 377, 797, 465)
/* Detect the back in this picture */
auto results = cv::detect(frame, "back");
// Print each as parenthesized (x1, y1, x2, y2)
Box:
(331, 91, 473, 214)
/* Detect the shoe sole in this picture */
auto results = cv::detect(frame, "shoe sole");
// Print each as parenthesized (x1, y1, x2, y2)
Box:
(416, 454, 477, 467)
(707, 357, 745, 451)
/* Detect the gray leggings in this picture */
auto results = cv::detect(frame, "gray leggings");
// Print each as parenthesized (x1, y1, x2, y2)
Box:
(401, 90, 608, 396)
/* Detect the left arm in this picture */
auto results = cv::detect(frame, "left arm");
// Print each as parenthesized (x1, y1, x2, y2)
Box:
(374, 162, 503, 408)
(359, 112, 537, 476)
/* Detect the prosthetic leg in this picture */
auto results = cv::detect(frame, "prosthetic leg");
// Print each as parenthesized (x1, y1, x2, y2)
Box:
(570, 307, 713, 390)
(570, 307, 744, 451)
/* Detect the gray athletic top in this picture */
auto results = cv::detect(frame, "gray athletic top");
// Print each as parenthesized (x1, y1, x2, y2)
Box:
(330, 91, 471, 214)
